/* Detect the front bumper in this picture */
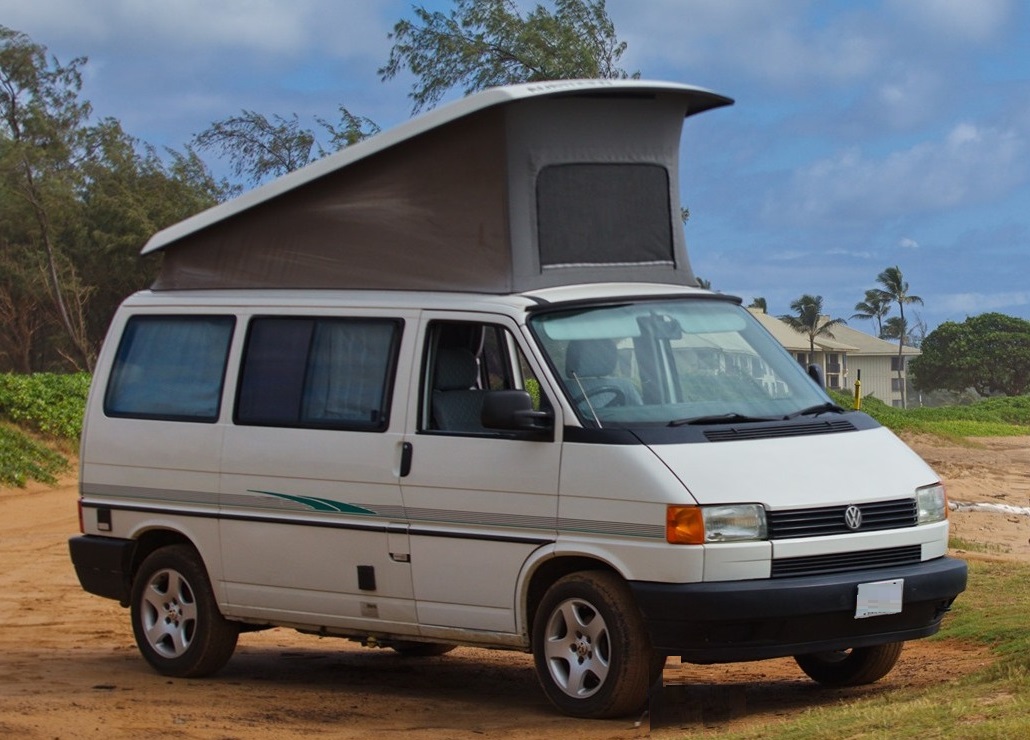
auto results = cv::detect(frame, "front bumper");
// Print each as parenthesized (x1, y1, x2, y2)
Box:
(630, 555, 967, 663)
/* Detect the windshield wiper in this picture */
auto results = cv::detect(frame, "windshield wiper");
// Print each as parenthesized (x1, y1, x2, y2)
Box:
(668, 412, 779, 427)
(785, 402, 846, 419)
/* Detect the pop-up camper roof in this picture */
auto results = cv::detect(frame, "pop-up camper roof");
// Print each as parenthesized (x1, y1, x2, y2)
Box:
(144, 79, 733, 293)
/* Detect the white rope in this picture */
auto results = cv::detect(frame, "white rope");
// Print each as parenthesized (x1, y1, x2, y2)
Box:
(950, 501, 1030, 517)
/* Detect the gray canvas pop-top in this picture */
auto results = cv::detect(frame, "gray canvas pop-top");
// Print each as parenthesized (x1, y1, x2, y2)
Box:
(143, 80, 733, 293)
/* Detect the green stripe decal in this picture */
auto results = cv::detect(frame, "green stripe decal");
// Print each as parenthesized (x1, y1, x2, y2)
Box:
(249, 490, 377, 515)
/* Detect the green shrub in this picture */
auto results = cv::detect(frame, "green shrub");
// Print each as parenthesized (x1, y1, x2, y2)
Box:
(0, 373, 88, 488)
(0, 372, 91, 441)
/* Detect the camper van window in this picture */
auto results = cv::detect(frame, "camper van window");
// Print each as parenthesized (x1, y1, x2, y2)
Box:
(424, 321, 548, 434)
(105, 315, 235, 422)
(235, 317, 401, 431)
(536, 163, 673, 268)
(529, 299, 830, 427)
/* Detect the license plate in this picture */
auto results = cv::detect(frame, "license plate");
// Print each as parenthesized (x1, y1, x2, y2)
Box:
(855, 578, 904, 619)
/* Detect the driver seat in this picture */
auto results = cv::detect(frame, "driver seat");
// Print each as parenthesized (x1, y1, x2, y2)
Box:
(564, 339, 642, 408)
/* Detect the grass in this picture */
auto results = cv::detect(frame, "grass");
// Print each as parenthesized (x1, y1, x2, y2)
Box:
(712, 559, 1030, 739)
(949, 536, 1011, 556)
(0, 423, 69, 487)
(829, 390, 1030, 438)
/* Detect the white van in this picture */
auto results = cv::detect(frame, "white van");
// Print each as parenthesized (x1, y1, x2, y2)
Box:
(69, 80, 966, 719)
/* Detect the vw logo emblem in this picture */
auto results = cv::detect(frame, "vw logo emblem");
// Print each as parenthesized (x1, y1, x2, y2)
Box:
(844, 505, 863, 530)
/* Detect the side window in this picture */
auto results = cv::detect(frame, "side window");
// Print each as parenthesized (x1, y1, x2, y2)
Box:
(423, 321, 548, 434)
(236, 317, 401, 431)
(105, 315, 235, 422)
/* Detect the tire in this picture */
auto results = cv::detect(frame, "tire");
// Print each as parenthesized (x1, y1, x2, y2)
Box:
(532, 571, 654, 719)
(794, 642, 904, 687)
(130, 544, 239, 678)
(390, 642, 457, 657)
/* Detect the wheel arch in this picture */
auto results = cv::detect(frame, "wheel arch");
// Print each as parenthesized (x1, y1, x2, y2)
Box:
(522, 554, 623, 641)
(121, 512, 223, 598)
(129, 528, 195, 581)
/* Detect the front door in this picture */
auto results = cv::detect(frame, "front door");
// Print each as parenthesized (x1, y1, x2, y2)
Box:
(400, 314, 562, 634)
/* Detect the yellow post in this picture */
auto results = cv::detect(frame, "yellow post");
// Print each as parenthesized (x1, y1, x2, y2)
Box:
(853, 369, 862, 410)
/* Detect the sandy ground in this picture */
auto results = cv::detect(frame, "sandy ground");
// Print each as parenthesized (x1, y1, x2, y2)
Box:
(1, 434, 1024, 738)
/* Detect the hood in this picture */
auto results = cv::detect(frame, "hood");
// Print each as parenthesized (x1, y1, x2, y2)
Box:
(647, 426, 939, 508)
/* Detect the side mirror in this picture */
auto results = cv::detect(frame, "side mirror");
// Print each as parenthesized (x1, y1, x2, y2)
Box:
(807, 363, 825, 389)
(481, 390, 553, 437)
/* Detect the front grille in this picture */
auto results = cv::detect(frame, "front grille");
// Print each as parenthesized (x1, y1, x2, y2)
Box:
(771, 544, 922, 578)
(767, 498, 918, 539)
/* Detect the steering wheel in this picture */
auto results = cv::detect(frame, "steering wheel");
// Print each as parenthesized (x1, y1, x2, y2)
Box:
(570, 385, 627, 409)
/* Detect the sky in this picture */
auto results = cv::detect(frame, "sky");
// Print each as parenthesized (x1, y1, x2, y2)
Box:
(2, 0, 1029, 336)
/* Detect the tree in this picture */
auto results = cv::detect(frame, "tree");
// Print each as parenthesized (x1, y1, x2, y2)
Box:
(875, 266, 923, 407)
(72, 119, 235, 346)
(880, 316, 911, 343)
(380, 0, 634, 113)
(780, 294, 846, 358)
(196, 1, 635, 191)
(748, 297, 768, 312)
(1, 25, 94, 368)
(851, 288, 890, 338)
(1, 26, 233, 371)
(193, 107, 379, 186)
(911, 313, 1030, 397)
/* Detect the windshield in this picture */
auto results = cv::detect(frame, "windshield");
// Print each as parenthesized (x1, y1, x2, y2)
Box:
(529, 298, 833, 427)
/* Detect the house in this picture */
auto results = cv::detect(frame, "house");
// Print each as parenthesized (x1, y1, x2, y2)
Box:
(827, 323, 921, 408)
(747, 309, 920, 407)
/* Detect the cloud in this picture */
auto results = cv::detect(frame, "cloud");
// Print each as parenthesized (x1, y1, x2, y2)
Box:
(0, 0, 399, 59)
(884, 0, 1014, 43)
(899, 238, 920, 249)
(0, 0, 411, 149)
(935, 291, 1030, 315)
(762, 121, 1028, 226)
(617, 0, 884, 88)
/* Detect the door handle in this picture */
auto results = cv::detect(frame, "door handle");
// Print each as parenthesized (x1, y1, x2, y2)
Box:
(400, 442, 413, 477)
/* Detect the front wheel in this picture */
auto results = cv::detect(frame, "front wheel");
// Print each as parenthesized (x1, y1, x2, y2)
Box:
(794, 642, 904, 686)
(130, 544, 239, 677)
(532, 571, 654, 718)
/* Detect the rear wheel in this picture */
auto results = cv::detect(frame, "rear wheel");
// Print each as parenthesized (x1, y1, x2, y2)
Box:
(794, 642, 904, 686)
(130, 544, 239, 677)
(532, 571, 654, 718)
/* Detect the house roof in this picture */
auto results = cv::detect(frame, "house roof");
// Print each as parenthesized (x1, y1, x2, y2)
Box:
(143, 79, 733, 294)
(825, 323, 921, 356)
(748, 309, 857, 352)
(747, 309, 920, 356)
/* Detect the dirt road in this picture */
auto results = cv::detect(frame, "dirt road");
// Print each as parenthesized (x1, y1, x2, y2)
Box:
(1, 434, 1022, 738)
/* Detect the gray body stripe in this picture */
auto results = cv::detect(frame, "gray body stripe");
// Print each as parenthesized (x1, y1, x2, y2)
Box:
(82, 484, 662, 539)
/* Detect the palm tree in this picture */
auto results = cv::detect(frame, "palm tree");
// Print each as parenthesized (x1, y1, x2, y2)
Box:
(881, 316, 911, 342)
(875, 266, 923, 407)
(780, 294, 847, 363)
(852, 289, 891, 338)
(748, 297, 768, 312)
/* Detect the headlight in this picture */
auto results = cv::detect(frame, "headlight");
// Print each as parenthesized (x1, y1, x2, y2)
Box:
(917, 483, 948, 524)
(666, 504, 767, 544)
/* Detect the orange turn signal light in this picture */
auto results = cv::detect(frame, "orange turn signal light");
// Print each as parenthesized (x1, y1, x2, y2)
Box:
(666, 505, 704, 545)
